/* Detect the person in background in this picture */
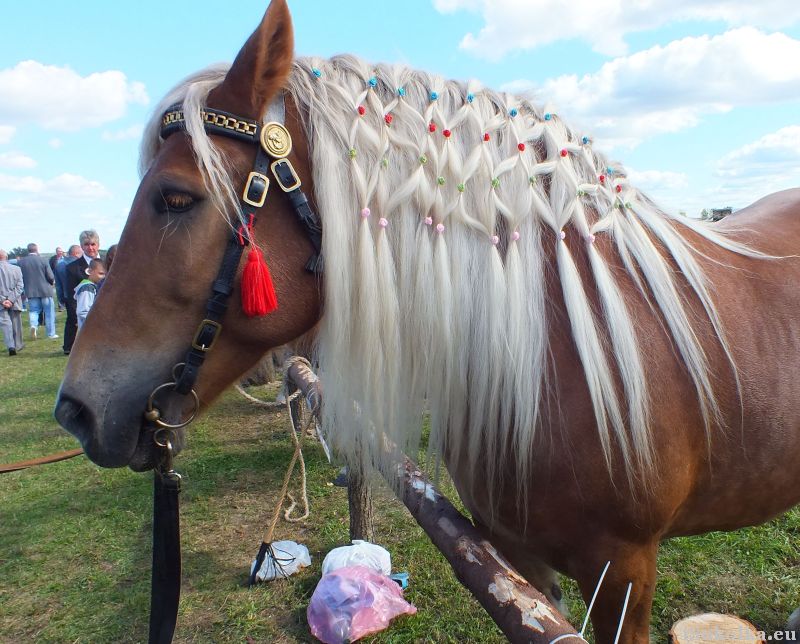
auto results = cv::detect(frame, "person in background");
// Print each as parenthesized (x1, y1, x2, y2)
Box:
(97, 244, 117, 291)
(49, 247, 65, 310)
(0, 249, 24, 356)
(17, 243, 58, 340)
(56, 245, 81, 315)
(64, 231, 101, 355)
(75, 258, 106, 329)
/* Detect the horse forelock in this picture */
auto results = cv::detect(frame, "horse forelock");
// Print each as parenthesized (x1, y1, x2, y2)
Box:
(139, 54, 757, 508)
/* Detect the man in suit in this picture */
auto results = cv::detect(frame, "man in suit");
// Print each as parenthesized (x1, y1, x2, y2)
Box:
(0, 249, 24, 356)
(64, 230, 101, 355)
(56, 245, 81, 314)
(17, 243, 58, 340)
(49, 247, 65, 310)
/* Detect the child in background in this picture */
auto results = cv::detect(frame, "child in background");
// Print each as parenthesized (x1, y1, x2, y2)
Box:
(75, 258, 106, 329)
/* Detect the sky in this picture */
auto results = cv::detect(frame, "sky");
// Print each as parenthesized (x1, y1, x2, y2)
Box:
(1, 0, 799, 252)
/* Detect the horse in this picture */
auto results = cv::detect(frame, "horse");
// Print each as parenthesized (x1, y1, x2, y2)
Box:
(54, 1, 800, 641)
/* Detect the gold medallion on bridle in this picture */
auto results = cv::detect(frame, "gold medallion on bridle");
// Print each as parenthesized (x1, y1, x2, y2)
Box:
(260, 122, 292, 158)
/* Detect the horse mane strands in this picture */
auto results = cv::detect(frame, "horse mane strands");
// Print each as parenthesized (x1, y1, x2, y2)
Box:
(140, 53, 762, 511)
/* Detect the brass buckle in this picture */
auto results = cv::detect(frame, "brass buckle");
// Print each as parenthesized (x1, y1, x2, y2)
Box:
(270, 159, 302, 192)
(242, 172, 270, 207)
(192, 319, 222, 352)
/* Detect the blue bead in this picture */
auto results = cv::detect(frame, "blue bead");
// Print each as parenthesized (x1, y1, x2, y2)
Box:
(398, 87, 405, 96)
(544, 113, 552, 121)
(430, 91, 438, 101)
(509, 108, 518, 117)
(368, 77, 377, 87)
(607, 166, 614, 174)
(582, 136, 589, 144)
(467, 93, 474, 103)
(312, 67, 322, 77)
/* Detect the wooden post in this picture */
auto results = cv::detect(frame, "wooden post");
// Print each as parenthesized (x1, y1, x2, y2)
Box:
(284, 359, 580, 644)
(347, 461, 375, 542)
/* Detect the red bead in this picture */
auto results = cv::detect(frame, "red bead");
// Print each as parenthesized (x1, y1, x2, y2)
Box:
(357, 105, 366, 115)
(443, 129, 451, 138)
(384, 114, 393, 125)
(429, 122, 436, 133)
(599, 174, 605, 183)
(616, 185, 622, 193)
(518, 143, 525, 152)
(560, 149, 568, 157)
(483, 133, 490, 142)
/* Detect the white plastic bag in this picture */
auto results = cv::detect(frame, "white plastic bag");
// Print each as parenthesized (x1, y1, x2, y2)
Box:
(250, 540, 311, 582)
(321, 540, 391, 576)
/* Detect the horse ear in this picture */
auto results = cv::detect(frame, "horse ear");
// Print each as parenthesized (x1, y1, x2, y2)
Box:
(209, 0, 294, 118)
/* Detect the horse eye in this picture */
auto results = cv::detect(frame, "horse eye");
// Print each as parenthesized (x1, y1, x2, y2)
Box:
(158, 191, 195, 213)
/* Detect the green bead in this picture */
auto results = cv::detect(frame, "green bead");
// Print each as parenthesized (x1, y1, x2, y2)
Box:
(457, 183, 465, 193)
(491, 178, 500, 188)
(381, 157, 389, 168)
(348, 148, 357, 159)
(419, 155, 427, 165)
(529, 176, 537, 185)
(437, 176, 446, 186)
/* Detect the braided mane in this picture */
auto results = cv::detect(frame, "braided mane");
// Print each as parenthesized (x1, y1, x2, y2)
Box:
(141, 56, 755, 505)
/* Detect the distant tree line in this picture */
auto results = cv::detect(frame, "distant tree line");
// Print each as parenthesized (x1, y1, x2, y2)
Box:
(8, 247, 29, 259)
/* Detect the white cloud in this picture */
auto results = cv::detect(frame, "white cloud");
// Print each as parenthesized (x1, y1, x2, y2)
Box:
(434, 0, 800, 58)
(0, 151, 36, 169)
(0, 126, 15, 144)
(716, 125, 800, 178)
(0, 60, 148, 131)
(627, 169, 689, 191)
(49, 138, 63, 149)
(102, 124, 144, 142)
(0, 172, 111, 200)
(506, 29, 800, 148)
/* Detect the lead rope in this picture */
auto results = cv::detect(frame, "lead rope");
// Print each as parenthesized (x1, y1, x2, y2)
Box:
(149, 436, 182, 644)
(248, 357, 317, 585)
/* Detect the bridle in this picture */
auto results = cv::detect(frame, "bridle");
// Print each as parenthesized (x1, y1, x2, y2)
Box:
(144, 97, 322, 435)
(142, 97, 322, 644)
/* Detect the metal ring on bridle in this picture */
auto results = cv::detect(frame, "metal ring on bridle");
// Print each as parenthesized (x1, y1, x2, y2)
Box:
(153, 429, 174, 450)
(145, 382, 200, 430)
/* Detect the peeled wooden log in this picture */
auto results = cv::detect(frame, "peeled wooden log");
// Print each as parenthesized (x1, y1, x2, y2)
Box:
(670, 614, 763, 644)
(285, 359, 578, 644)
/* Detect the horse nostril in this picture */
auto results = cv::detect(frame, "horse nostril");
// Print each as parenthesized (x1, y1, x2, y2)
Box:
(54, 392, 97, 442)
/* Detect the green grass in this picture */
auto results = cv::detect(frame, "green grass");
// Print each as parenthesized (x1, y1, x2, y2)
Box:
(1, 312, 798, 642)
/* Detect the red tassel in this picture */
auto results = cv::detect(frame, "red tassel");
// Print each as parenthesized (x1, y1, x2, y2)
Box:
(241, 246, 278, 316)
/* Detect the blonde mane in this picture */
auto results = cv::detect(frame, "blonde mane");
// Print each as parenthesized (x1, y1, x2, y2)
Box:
(141, 55, 757, 503)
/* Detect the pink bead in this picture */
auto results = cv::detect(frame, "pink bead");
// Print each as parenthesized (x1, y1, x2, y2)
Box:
(379, 218, 388, 227)
(512, 231, 520, 241)
(559, 230, 566, 240)
(436, 223, 445, 233)
(424, 217, 433, 226)
(589, 234, 596, 244)
(361, 208, 371, 218)
(491, 235, 500, 245)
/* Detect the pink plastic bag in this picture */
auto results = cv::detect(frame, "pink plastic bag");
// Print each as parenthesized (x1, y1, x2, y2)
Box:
(307, 565, 416, 643)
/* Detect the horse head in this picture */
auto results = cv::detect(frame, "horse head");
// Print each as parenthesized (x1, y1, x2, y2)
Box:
(55, 0, 320, 470)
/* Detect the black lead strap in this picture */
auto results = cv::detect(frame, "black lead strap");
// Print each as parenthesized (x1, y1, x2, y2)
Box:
(149, 469, 182, 644)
